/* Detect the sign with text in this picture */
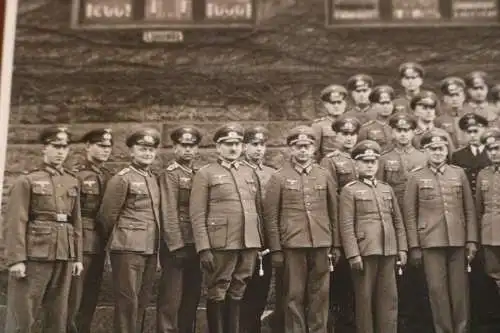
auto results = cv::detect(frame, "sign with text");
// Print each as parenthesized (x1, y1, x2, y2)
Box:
(326, 0, 500, 27)
(71, 0, 294, 30)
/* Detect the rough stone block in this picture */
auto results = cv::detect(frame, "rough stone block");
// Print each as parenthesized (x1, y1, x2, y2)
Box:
(143, 104, 269, 122)
(10, 105, 71, 125)
(71, 104, 145, 123)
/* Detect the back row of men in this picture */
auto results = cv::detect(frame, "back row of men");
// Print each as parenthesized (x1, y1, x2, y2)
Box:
(4, 63, 500, 333)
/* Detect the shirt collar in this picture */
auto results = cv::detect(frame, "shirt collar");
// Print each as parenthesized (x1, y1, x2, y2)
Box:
(292, 159, 313, 175)
(130, 164, 152, 177)
(417, 121, 434, 132)
(174, 160, 194, 174)
(361, 177, 377, 187)
(86, 159, 104, 174)
(43, 163, 64, 176)
(243, 158, 263, 170)
(218, 158, 240, 170)
(395, 144, 415, 154)
(429, 163, 446, 175)
(494, 164, 500, 173)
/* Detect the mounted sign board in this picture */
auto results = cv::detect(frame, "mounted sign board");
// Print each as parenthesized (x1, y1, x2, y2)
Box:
(325, 0, 500, 28)
(70, 0, 295, 30)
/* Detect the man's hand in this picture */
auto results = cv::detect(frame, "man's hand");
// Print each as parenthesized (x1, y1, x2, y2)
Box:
(409, 248, 423, 267)
(271, 251, 284, 268)
(466, 242, 478, 262)
(398, 251, 408, 267)
(348, 256, 363, 272)
(9, 262, 26, 279)
(330, 248, 342, 266)
(199, 249, 215, 272)
(72, 262, 84, 276)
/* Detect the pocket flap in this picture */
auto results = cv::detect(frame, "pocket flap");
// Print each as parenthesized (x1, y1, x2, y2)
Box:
(207, 217, 227, 227)
(357, 231, 365, 240)
(119, 222, 147, 230)
(130, 182, 148, 194)
(29, 225, 52, 235)
(83, 220, 96, 230)
(314, 184, 327, 190)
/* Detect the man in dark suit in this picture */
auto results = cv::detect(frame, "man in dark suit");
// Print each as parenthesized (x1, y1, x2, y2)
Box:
(451, 112, 494, 329)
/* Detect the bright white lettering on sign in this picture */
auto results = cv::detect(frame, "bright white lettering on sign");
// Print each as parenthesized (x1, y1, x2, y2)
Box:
(85, 3, 132, 19)
(453, 0, 498, 18)
(144, 0, 192, 20)
(334, 10, 378, 19)
(206, 2, 253, 19)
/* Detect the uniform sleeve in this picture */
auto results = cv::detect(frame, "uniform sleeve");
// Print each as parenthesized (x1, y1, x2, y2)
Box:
(4, 176, 31, 266)
(403, 174, 420, 248)
(460, 168, 478, 243)
(189, 170, 211, 253)
(358, 126, 368, 142)
(253, 171, 265, 246)
(475, 170, 485, 227)
(445, 132, 456, 153)
(326, 174, 340, 248)
(159, 171, 185, 252)
(376, 157, 386, 181)
(339, 186, 359, 259)
(97, 175, 128, 240)
(71, 182, 83, 262)
(263, 173, 282, 252)
(311, 122, 323, 148)
(320, 157, 338, 190)
(390, 187, 407, 252)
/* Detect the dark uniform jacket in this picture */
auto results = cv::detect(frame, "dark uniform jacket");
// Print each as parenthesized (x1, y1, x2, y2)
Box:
(435, 106, 468, 148)
(241, 159, 275, 200)
(159, 161, 198, 252)
(263, 161, 339, 252)
(339, 178, 407, 260)
(319, 149, 357, 191)
(311, 116, 341, 159)
(475, 165, 500, 246)
(344, 105, 372, 125)
(358, 120, 393, 152)
(189, 159, 263, 253)
(404, 164, 478, 249)
(98, 165, 161, 255)
(4, 164, 82, 266)
(73, 161, 111, 254)
(451, 145, 491, 195)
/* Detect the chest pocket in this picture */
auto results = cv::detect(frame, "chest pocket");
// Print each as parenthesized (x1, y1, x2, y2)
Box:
(368, 130, 384, 142)
(284, 179, 300, 191)
(449, 181, 463, 198)
(31, 181, 54, 209)
(82, 180, 100, 195)
(355, 190, 377, 213)
(381, 190, 393, 212)
(81, 180, 100, 211)
(385, 160, 400, 172)
(440, 122, 454, 132)
(481, 180, 490, 193)
(418, 180, 435, 200)
(179, 176, 192, 189)
(246, 178, 257, 195)
(210, 175, 234, 199)
(129, 182, 150, 210)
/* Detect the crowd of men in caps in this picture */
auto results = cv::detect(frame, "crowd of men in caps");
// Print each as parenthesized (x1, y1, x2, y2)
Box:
(4, 61, 500, 333)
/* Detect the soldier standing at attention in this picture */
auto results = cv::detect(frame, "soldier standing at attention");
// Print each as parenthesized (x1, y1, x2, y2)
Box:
(344, 74, 374, 125)
(67, 129, 113, 333)
(404, 129, 478, 333)
(393, 62, 425, 111)
(98, 128, 162, 333)
(463, 71, 498, 125)
(190, 123, 263, 333)
(436, 77, 468, 148)
(312, 84, 349, 160)
(339, 140, 407, 333)
(157, 126, 203, 333)
(320, 116, 359, 330)
(4, 127, 83, 333)
(264, 125, 341, 333)
(240, 126, 281, 333)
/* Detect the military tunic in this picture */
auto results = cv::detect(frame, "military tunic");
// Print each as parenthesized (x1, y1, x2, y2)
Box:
(4, 164, 82, 333)
(320, 149, 357, 191)
(358, 120, 393, 152)
(451, 145, 491, 195)
(311, 116, 341, 160)
(344, 105, 372, 125)
(413, 125, 456, 152)
(435, 107, 469, 149)
(98, 164, 161, 333)
(263, 161, 338, 333)
(464, 102, 499, 126)
(404, 164, 477, 333)
(339, 178, 407, 333)
(190, 159, 262, 301)
(157, 161, 202, 333)
(67, 161, 111, 333)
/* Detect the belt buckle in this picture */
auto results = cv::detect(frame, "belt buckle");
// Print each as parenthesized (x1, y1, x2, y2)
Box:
(56, 214, 67, 222)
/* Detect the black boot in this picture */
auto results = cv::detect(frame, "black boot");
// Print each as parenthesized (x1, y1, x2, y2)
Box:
(226, 298, 241, 333)
(207, 300, 225, 333)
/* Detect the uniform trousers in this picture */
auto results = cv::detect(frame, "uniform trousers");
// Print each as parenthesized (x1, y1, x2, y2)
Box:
(110, 252, 157, 333)
(328, 255, 355, 331)
(422, 247, 469, 333)
(241, 254, 272, 333)
(205, 249, 257, 301)
(157, 247, 202, 333)
(483, 246, 500, 280)
(270, 267, 285, 333)
(67, 253, 106, 333)
(5, 260, 73, 333)
(351, 255, 398, 333)
(283, 247, 330, 333)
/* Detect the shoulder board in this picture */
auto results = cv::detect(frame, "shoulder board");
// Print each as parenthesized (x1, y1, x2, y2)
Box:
(410, 166, 424, 173)
(198, 164, 211, 171)
(325, 150, 340, 158)
(448, 164, 462, 169)
(361, 120, 375, 126)
(117, 167, 130, 176)
(316, 164, 326, 170)
(63, 168, 77, 177)
(313, 117, 326, 122)
(23, 168, 38, 175)
(381, 147, 395, 156)
(344, 180, 358, 187)
(166, 162, 179, 172)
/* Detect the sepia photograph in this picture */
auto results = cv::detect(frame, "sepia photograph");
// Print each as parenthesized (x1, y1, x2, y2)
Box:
(1, 0, 500, 332)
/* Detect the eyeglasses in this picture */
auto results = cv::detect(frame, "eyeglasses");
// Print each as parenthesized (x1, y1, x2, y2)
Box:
(466, 129, 479, 135)
(328, 100, 344, 105)
(353, 88, 370, 93)
(417, 104, 436, 109)
(394, 128, 412, 133)
(403, 75, 420, 80)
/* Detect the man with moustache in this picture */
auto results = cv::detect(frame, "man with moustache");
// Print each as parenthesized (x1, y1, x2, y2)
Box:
(312, 84, 349, 160)
(463, 71, 498, 125)
(4, 127, 83, 333)
(67, 128, 113, 333)
(393, 62, 425, 111)
(98, 128, 162, 333)
(436, 77, 468, 148)
(320, 116, 360, 330)
(404, 129, 478, 333)
(240, 126, 281, 333)
(339, 140, 407, 333)
(190, 123, 263, 333)
(264, 125, 341, 333)
(344, 74, 374, 125)
(157, 126, 203, 333)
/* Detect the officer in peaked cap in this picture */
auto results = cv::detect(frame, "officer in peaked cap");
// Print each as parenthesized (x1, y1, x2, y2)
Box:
(157, 125, 203, 333)
(313, 84, 349, 160)
(286, 125, 316, 146)
(67, 128, 113, 333)
(437, 77, 468, 148)
(398, 62, 425, 79)
(345, 74, 374, 125)
(4, 125, 83, 333)
(463, 71, 498, 124)
(394, 62, 425, 112)
(340, 139, 407, 333)
(126, 127, 161, 148)
(213, 122, 245, 143)
(441, 76, 466, 100)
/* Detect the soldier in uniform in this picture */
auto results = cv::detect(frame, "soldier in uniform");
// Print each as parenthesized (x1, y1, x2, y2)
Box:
(240, 126, 280, 333)
(67, 128, 113, 333)
(312, 84, 349, 160)
(190, 123, 263, 333)
(344, 74, 374, 125)
(436, 77, 468, 148)
(404, 129, 478, 333)
(339, 140, 407, 333)
(492, 84, 500, 111)
(264, 125, 340, 333)
(4, 127, 83, 333)
(358, 85, 395, 152)
(98, 128, 162, 333)
(463, 71, 498, 125)
(393, 62, 425, 111)
(157, 126, 203, 333)
(320, 116, 359, 330)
